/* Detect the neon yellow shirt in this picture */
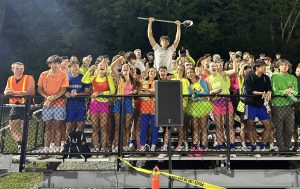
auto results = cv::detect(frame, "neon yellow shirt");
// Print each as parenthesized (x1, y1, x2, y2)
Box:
(79, 65, 89, 75)
(172, 77, 190, 109)
(81, 71, 115, 102)
(206, 73, 230, 95)
(237, 76, 245, 113)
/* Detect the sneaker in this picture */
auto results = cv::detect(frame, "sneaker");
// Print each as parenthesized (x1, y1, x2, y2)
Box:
(53, 146, 60, 153)
(175, 146, 183, 151)
(128, 142, 135, 150)
(240, 142, 248, 151)
(140, 145, 146, 152)
(42, 147, 49, 153)
(269, 146, 279, 152)
(60, 141, 65, 152)
(197, 147, 206, 157)
(123, 146, 129, 152)
(161, 145, 168, 151)
(158, 127, 164, 133)
(173, 146, 183, 157)
(241, 146, 248, 151)
(219, 147, 227, 151)
(145, 144, 150, 151)
(17, 141, 22, 153)
(184, 141, 189, 151)
(17, 145, 21, 153)
(150, 145, 156, 151)
(260, 147, 268, 152)
(91, 147, 99, 152)
(289, 146, 295, 151)
(112, 147, 118, 153)
(158, 145, 168, 159)
(49, 143, 56, 153)
(250, 145, 257, 152)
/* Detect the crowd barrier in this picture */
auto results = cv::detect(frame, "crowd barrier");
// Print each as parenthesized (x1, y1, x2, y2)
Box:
(1, 94, 299, 171)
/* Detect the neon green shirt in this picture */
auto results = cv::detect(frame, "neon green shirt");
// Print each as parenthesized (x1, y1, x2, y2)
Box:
(271, 73, 298, 106)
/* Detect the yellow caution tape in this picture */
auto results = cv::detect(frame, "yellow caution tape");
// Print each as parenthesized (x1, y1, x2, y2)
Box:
(118, 157, 226, 189)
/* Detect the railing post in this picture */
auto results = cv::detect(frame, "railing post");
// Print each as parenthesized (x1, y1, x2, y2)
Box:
(33, 118, 39, 150)
(19, 96, 32, 172)
(0, 94, 3, 129)
(225, 96, 231, 170)
(0, 94, 4, 153)
(117, 96, 125, 171)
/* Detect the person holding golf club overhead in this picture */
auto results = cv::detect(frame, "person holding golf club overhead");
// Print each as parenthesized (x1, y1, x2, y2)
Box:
(147, 17, 181, 74)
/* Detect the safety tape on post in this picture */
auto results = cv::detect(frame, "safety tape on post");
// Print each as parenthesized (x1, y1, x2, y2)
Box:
(118, 157, 226, 189)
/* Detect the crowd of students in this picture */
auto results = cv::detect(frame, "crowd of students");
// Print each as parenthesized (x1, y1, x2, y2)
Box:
(4, 17, 300, 156)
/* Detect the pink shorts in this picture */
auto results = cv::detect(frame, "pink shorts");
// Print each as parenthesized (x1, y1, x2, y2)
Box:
(89, 100, 110, 115)
(212, 98, 233, 115)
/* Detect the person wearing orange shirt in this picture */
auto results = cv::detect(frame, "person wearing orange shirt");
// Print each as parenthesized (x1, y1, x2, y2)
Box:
(37, 55, 69, 153)
(4, 62, 35, 152)
(139, 68, 158, 151)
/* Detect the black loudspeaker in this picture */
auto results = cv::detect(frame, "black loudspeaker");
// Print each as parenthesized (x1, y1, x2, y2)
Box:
(155, 80, 183, 127)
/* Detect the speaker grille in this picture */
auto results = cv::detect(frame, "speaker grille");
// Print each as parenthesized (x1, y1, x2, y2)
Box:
(155, 80, 183, 127)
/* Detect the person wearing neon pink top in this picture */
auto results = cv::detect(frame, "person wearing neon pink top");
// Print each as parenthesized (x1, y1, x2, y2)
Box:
(111, 55, 138, 151)
(206, 52, 238, 151)
(82, 57, 115, 153)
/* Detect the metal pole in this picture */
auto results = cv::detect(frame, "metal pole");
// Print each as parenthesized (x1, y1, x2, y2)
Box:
(117, 97, 125, 171)
(34, 118, 39, 149)
(0, 94, 4, 153)
(168, 126, 173, 189)
(0, 94, 3, 129)
(137, 17, 176, 24)
(19, 96, 31, 172)
(225, 97, 231, 170)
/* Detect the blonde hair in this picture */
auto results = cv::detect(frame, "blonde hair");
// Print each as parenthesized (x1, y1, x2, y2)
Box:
(82, 55, 92, 63)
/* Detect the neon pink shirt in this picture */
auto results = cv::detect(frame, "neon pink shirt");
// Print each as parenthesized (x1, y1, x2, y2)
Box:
(230, 74, 239, 90)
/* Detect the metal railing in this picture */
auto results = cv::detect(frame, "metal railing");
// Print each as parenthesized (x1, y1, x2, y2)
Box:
(1, 94, 299, 172)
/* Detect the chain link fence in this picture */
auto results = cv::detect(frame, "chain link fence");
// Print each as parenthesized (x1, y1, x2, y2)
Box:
(1, 94, 300, 169)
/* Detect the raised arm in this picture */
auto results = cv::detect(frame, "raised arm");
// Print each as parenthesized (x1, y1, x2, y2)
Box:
(172, 20, 181, 49)
(81, 65, 97, 84)
(111, 56, 125, 79)
(147, 17, 157, 48)
(224, 52, 238, 76)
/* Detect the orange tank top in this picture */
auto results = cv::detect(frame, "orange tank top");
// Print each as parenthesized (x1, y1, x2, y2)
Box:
(92, 76, 109, 93)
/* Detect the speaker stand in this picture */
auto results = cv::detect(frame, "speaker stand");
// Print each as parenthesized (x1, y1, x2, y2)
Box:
(167, 126, 173, 189)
